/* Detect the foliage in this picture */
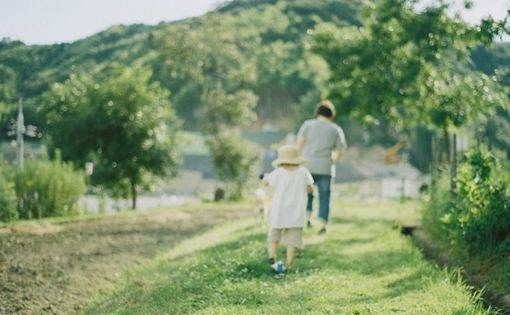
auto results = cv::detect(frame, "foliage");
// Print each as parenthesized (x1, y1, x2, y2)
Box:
(12, 156, 86, 220)
(156, 16, 266, 198)
(0, 0, 363, 136)
(481, 106, 510, 158)
(0, 0, 508, 145)
(200, 88, 258, 133)
(0, 161, 17, 222)
(471, 43, 510, 86)
(472, 44, 510, 157)
(418, 66, 505, 133)
(311, 0, 508, 135)
(42, 65, 180, 209)
(423, 147, 510, 256)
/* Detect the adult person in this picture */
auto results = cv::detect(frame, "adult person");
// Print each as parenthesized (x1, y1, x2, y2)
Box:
(296, 100, 347, 234)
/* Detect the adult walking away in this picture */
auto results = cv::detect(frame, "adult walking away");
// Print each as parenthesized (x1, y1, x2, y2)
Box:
(296, 100, 347, 234)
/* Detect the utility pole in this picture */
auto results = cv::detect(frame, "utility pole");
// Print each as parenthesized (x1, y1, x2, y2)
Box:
(16, 98, 25, 170)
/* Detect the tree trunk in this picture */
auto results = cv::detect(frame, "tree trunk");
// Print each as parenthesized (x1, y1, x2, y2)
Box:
(130, 180, 137, 210)
(442, 124, 450, 163)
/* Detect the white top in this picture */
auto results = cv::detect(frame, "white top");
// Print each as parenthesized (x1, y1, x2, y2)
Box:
(265, 166, 314, 229)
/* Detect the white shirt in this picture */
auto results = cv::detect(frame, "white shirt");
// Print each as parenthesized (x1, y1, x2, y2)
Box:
(265, 166, 314, 229)
(297, 117, 347, 175)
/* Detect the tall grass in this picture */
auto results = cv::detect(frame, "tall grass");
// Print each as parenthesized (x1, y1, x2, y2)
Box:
(0, 156, 86, 222)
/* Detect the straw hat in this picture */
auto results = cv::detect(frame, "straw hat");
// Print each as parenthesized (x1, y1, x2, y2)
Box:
(271, 145, 307, 168)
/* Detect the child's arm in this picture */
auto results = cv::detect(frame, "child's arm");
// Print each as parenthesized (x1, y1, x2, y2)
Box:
(259, 173, 268, 186)
(304, 169, 314, 194)
(262, 173, 272, 187)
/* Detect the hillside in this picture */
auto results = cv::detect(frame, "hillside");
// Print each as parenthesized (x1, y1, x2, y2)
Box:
(472, 42, 510, 84)
(0, 0, 362, 133)
(1, 0, 509, 135)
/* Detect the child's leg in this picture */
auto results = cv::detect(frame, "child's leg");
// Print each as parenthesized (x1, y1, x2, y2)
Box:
(284, 228, 302, 267)
(286, 246, 297, 267)
(268, 242, 279, 264)
(267, 228, 281, 264)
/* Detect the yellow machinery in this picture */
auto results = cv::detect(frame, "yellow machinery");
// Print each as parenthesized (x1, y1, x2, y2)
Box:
(384, 141, 405, 164)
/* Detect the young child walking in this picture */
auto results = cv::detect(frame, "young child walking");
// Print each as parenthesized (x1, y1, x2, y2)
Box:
(264, 145, 314, 274)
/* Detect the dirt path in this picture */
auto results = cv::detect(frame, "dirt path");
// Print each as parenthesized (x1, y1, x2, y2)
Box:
(0, 203, 254, 315)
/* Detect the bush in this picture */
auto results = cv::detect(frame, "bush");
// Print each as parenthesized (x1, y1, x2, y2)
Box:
(423, 147, 510, 257)
(0, 164, 17, 222)
(14, 157, 86, 220)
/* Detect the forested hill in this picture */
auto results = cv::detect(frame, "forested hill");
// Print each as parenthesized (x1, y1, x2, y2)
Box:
(0, 0, 509, 133)
(0, 0, 362, 132)
(472, 42, 510, 85)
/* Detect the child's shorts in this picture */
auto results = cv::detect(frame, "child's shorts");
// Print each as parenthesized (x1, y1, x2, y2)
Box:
(268, 227, 303, 248)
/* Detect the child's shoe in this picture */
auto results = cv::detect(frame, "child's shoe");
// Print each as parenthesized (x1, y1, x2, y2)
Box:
(271, 260, 286, 275)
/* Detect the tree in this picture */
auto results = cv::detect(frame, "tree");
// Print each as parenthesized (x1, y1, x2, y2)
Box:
(42, 65, 180, 209)
(200, 86, 259, 200)
(0, 65, 17, 136)
(155, 19, 264, 199)
(418, 63, 505, 159)
(311, 0, 508, 160)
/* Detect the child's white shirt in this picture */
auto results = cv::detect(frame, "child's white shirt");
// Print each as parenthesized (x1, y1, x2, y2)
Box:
(265, 166, 314, 229)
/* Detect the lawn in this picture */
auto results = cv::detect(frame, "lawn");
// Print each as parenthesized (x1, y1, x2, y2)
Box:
(83, 199, 496, 315)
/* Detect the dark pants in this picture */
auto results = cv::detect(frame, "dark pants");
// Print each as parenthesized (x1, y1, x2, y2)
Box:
(306, 174, 332, 223)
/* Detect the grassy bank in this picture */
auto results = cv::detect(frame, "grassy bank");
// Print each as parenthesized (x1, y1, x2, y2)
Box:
(0, 201, 250, 228)
(84, 200, 495, 315)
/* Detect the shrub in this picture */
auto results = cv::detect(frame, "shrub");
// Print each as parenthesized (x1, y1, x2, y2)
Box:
(423, 147, 510, 257)
(0, 164, 17, 222)
(14, 157, 86, 219)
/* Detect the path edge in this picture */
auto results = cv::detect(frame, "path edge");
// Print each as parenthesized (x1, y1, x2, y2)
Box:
(403, 226, 510, 314)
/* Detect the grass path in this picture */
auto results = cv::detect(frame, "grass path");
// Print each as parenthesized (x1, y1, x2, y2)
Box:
(83, 200, 496, 315)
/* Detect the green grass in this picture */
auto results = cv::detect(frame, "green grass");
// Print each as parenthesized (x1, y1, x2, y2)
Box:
(83, 200, 496, 315)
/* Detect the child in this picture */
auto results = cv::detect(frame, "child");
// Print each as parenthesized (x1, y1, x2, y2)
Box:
(264, 145, 314, 274)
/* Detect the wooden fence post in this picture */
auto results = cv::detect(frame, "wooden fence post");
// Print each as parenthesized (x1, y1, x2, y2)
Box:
(430, 135, 436, 188)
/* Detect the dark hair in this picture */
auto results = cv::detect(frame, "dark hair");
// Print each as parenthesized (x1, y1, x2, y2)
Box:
(314, 100, 336, 118)
(315, 105, 333, 118)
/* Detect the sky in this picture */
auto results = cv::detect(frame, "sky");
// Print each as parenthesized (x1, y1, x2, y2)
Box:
(0, 0, 508, 45)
